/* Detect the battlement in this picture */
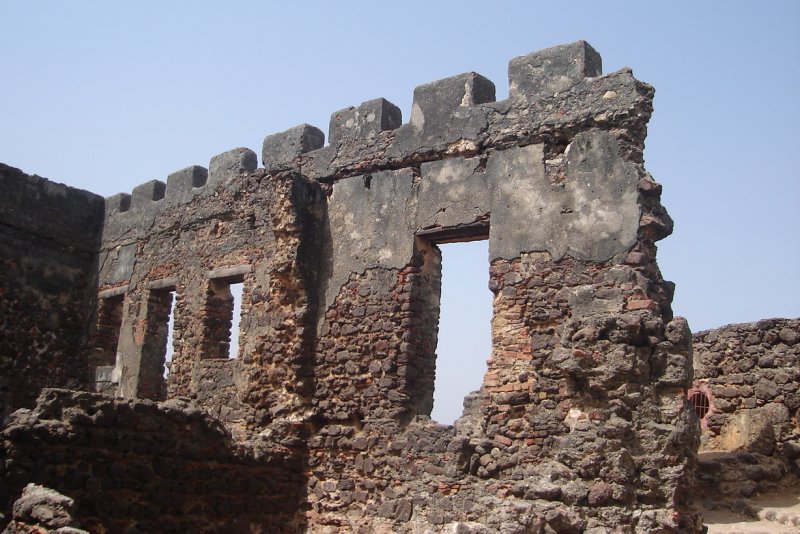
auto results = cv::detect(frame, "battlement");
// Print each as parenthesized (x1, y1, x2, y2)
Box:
(105, 41, 650, 226)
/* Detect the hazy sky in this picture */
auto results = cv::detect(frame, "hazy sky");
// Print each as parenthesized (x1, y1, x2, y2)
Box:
(2, 1, 798, 424)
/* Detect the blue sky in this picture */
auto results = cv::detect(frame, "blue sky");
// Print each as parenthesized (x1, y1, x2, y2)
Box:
(2, 2, 798, 423)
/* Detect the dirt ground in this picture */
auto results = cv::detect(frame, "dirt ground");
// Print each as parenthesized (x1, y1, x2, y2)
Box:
(699, 486, 800, 533)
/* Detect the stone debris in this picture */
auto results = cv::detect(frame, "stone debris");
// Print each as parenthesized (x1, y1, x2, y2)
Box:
(2, 484, 88, 534)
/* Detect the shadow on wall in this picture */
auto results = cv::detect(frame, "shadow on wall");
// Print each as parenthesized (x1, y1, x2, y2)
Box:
(1, 389, 309, 533)
(0, 164, 105, 423)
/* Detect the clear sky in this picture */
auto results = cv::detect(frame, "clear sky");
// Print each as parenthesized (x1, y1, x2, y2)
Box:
(2, 1, 798, 424)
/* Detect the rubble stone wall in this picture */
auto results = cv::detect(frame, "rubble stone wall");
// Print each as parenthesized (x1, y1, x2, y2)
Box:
(692, 319, 800, 496)
(693, 318, 799, 452)
(1, 389, 306, 533)
(93, 163, 326, 430)
(0, 41, 703, 532)
(0, 164, 105, 422)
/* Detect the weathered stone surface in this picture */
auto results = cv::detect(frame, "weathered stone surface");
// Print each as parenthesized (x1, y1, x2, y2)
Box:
(0, 42, 705, 533)
(329, 98, 402, 146)
(0, 164, 104, 421)
(693, 318, 800, 499)
(208, 146, 258, 188)
(417, 157, 491, 236)
(0, 164, 104, 250)
(262, 123, 324, 172)
(165, 165, 208, 205)
(6, 484, 81, 531)
(98, 242, 136, 285)
(509, 40, 602, 100)
(487, 132, 639, 261)
(2, 389, 306, 533)
(324, 168, 418, 312)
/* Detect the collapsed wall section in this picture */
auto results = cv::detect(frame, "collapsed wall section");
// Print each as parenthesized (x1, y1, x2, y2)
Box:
(0, 388, 306, 532)
(0, 164, 104, 422)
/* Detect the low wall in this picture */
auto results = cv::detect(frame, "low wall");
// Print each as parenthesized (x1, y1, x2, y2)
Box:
(0, 389, 307, 533)
(692, 318, 800, 497)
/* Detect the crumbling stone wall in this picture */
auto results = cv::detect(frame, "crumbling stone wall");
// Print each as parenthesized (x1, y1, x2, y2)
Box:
(94, 158, 325, 429)
(0, 164, 104, 422)
(692, 319, 800, 497)
(0, 41, 703, 532)
(293, 42, 696, 532)
(1, 389, 306, 532)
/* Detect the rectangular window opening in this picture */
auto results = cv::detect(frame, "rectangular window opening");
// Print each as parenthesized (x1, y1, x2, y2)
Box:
(203, 277, 244, 360)
(163, 290, 177, 377)
(230, 282, 243, 359)
(430, 239, 492, 425)
(144, 287, 176, 398)
(95, 294, 124, 365)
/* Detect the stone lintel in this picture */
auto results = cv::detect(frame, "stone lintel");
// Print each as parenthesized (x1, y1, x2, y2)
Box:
(147, 277, 178, 290)
(205, 264, 252, 280)
(98, 285, 128, 299)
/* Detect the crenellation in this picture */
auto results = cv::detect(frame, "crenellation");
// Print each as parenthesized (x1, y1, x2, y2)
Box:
(164, 164, 208, 204)
(105, 191, 131, 213)
(407, 71, 496, 132)
(299, 68, 653, 183)
(130, 178, 166, 208)
(508, 40, 603, 101)
(207, 146, 258, 188)
(328, 97, 402, 146)
(99, 41, 645, 227)
(262, 123, 325, 173)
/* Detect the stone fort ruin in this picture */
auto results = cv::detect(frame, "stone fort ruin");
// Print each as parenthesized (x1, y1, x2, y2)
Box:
(0, 41, 797, 533)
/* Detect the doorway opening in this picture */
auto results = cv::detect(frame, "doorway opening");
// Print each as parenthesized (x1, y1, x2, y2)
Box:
(430, 239, 492, 425)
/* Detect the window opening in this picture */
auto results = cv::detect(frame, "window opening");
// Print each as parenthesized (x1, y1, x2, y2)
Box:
(690, 391, 711, 420)
(203, 277, 243, 359)
(95, 294, 124, 364)
(143, 287, 175, 399)
(431, 239, 492, 425)
(163, 290, 177, 377)
(230, 282, 243, 359)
